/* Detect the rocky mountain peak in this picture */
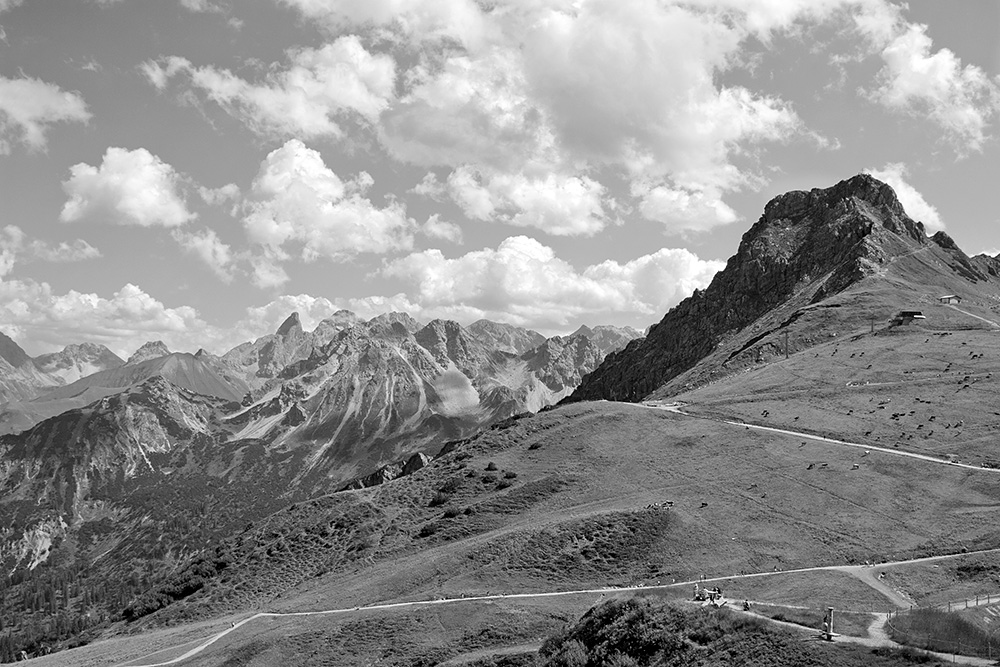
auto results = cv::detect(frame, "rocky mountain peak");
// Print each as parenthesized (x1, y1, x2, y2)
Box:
(0, 331, 32, 368)
(568, 174, 944, 403)
(466, 319, 546, 355)
(758, 173, 925, 244)
(126, 340, 171, 365)
(276, 312, 302, 337)
(415, 319, 483, 369)
(368, 311, 422, 334)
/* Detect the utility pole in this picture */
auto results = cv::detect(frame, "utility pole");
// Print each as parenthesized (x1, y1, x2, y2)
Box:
(870, 316, 876, 333)
(784, 330, 789, 359)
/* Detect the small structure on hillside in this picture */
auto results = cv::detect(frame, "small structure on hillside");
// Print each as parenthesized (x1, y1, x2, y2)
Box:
(938, 294, 962, 304)
(891, 310, 926, 326)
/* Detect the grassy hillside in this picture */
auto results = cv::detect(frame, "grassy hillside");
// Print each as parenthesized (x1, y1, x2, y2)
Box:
(27, 386, 996, 664)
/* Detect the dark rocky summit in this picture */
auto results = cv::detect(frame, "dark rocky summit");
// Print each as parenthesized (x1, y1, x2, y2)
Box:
(569, 174, 933, 402)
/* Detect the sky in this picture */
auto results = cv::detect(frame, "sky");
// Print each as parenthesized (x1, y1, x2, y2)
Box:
(0, 0, 998, 358)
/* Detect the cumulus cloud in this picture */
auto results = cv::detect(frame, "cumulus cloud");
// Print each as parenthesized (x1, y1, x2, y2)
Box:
(172, 228, 235, 282)
(60, 147, 195, 227)
(421, 214, 462, 244)
(634, 183, 739, 232)
(179, 0, 223, 13)
(0, 75, 90, 154)
(0, 226, 100, 276)
(521, 1, 801, 191)
(0, 279, 214, 357)
(443, 167, 608, 236)
(234, 294, 341, 336)
(198, 183, 240, 206)
(870, 23, 999, 152)
(866, 162, 945, 232)
(277, 0, 492, 50)
(370, 0, 805, 233)
(241, 139, 415, 281)
(380, 235, 724, 330)
(379, 47, 552, 171)
(144, 35, 395, 140)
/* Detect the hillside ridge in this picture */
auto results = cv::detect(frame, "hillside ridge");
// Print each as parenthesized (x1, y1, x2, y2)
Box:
(569, 173, 988, 402)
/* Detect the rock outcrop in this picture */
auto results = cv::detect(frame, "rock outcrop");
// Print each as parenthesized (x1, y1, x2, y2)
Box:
(570, 324, 643, 356)
(569, 174, 932, 402)
(337, 452, 431, 491)
(127, 341, 171, 365)
(33, 343, 124, 384)
(466, 320, 546, 355)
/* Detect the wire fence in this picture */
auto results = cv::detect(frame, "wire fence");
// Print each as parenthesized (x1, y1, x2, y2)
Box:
(885, 593, 1000, 660)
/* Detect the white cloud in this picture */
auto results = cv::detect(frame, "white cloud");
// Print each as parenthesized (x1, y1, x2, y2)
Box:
(0, 75, 90, 154)
(235, 294, 340, 336)
(369, 0, 805, 233)
(145, 35, 395, 140)
(0, 225, 101, 276)
(329, 293, 422, 322)
(172, 228, 235, 282)
(60, 147, 195, 228)
(277, 0, 492, 50)
(866, 162, 944, 232)
(140, 58, 188, 91)
(379, 47, 552, 171)
(179, 0, 223, 13)
(445, 167, 608, 236)
(411, 172, 446, 199)
(0, 279, 213, 357)
(242, 139, 415, 276)
(635, 183, 739, 232)
(421, 214, 462, 244)
(871, 23, 999, 152)
(380, 235, 724, 330)
(198, 183, 240, 206)
(521, 1, 801, 192)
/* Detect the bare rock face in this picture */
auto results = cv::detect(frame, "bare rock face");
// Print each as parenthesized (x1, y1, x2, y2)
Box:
(569, 174, 930, 403)
(312, 310, 363, 347)
(127, 341, 171, 365)
(570, 324, 643, 356)
(0, 332, 63, 403)
(33, 343, 124, 384)
(337, 452, 431, 491)
(522, 335, 603, 392)
(0, 331, 31, 369)
(466, 320, 546, 355)
(415, 319, 503, 376)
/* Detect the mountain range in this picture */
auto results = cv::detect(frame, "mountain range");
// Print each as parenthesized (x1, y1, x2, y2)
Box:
(5, 173, 1000, 663)
(0, 312, 640, 611)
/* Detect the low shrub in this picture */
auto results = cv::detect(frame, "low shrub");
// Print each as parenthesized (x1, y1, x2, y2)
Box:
(429, 491, 450, 507)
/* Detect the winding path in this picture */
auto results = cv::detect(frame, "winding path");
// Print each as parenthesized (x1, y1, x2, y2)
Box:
(641, 401, 998, 473)
(117, 547, 1000, 667)
(111, 400, 1000, 666)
